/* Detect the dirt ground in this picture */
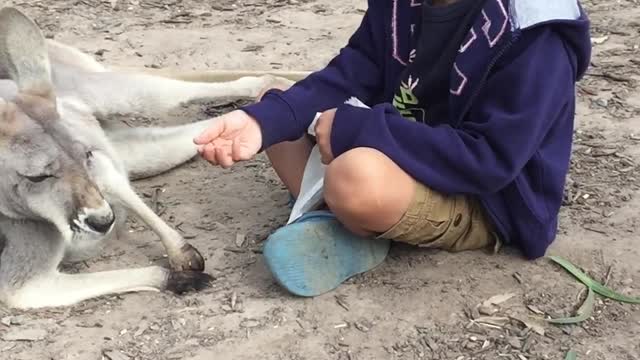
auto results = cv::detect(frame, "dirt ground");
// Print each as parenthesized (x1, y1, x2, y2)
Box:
(1, 0, 640, 359)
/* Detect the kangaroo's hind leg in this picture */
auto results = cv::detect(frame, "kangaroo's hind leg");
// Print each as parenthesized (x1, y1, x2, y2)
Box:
(103, 75, 295, 179)
(6, 267, 211, 309)
(52, 67, 282, 119)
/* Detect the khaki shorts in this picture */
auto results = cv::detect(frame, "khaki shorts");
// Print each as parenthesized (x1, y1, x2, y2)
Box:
(378, 182, 501, 253)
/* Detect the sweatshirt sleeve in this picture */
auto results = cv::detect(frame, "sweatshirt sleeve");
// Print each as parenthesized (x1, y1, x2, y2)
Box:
(329, 28, 577, 195)
(241, 0, 386, 150)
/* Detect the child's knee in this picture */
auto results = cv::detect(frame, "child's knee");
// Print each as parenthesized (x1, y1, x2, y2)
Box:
(324, 148, 408, 230)
(325, 149, 378, 213)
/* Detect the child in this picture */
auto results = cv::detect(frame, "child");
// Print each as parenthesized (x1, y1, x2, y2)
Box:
(194, 0, 591, 297)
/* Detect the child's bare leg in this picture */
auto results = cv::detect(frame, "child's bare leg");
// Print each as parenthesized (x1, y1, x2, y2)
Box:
(261, 146, 397, 298)
(323, 147, 497, 252)
(324, 148, 416, 236)
(262, 147, 433, 298)
(265, 136, 313, 198)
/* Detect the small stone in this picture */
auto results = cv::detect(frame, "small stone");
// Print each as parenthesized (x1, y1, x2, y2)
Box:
(1, 316, 25, 327)
(354, 322, 370, 332)
(595, 98, 609, 107)
(9, 316, 26, 325)
(0, 317, 11, 327)
(235, 233, 246, 247)
(240, 319, 260, 328)
(507, 336, 522, 349)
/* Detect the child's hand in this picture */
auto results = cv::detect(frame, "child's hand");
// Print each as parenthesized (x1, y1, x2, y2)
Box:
(193, 110, 262, 168)
(315, 108, 337, 164)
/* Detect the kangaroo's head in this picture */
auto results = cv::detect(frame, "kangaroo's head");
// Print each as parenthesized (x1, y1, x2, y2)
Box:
(0, 7, 115, 243)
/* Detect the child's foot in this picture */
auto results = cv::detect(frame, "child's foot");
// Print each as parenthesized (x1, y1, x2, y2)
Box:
(262, 210, 390, 297)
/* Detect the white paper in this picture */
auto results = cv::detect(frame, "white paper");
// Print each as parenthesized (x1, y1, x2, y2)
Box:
(286, 98, 371, 225)
(287, 112, 325, 224)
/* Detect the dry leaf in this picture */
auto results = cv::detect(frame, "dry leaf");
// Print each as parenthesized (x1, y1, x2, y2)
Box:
(478, 293, 516, 315)
(472, 316, 510, 328)
(526, 305, 545, 315)
(230, 291, 237, 310)
(235, 233, 246, 247)
(510, 315, 546, 336)
(482, 293, 516, 307)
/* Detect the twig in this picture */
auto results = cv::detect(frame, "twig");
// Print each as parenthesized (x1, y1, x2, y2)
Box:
(603, 265, 614, 287)
(223, 247, 263, 254)
(582, 226, 607, 235)
(586, 72, 633, 83)
(223, 247, 247, 254)
(591, 149, 618, 157)
(335, 295, 350, 311)
(151, 188, 162, 213)
(161, 19, 192, 24)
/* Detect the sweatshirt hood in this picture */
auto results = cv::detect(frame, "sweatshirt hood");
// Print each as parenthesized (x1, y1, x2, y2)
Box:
(510, 0, 592, 80)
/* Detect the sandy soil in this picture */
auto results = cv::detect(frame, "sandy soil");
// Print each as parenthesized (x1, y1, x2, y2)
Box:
(1, 0, 639, 359)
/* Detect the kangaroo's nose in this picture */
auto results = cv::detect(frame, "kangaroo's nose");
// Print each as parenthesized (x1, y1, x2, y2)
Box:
(85, 213, 115, 234)
(77, 200, 116, 235)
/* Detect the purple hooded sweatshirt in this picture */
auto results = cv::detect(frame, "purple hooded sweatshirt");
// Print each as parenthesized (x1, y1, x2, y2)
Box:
(242, 0, 592, 260)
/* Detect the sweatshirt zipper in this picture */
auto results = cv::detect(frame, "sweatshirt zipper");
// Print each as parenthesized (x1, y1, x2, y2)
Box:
(454, 32, 521, 127)
(454, 32, 521, 244)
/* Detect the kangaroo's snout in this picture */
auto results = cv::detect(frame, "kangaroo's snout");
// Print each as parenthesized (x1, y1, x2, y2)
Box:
(72, 199, 115, 235)
(68, 170, 115, 235)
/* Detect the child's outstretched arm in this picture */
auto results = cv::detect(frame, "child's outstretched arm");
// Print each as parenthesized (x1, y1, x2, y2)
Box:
(241, 0, 386, 151)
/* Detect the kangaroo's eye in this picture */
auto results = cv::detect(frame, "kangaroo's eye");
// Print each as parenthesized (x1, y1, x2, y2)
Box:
(24, 174, 53, 183)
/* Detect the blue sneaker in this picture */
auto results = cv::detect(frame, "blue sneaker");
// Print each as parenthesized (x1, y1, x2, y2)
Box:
(263, 210, 390, 297)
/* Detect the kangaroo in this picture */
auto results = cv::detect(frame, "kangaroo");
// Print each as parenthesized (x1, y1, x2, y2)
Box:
(0, 6, 301, 309)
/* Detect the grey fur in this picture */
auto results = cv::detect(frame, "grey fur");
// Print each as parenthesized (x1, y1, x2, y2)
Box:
(0, 6, 294, 309)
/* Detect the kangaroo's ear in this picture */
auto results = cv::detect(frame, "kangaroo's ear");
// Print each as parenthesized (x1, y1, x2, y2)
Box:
(0, 7, 54, 100)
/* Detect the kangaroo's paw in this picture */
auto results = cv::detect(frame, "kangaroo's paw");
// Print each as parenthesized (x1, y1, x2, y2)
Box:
(165, 270, 214, 294)
(169, 243, 206, 272)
